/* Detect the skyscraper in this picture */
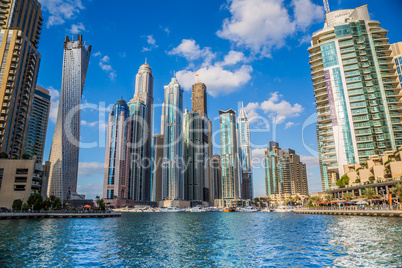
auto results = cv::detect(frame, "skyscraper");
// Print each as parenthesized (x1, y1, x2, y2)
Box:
(309, 5, 402, 191)
(192, 82, 207, 117)
(103, 99, 129, 204)
(219, 109, 241, 203)
(162, 77, 184, 200)
(264, 141, 308, 196)
(151, 134, 164, 202)
(24, 86, 50, 163)
(238, 103, 253, 200)
(183, 109, 205, 202)
(390, 42, 402, 88)
(0, 0, 43, 158)
(126, 63, 154, 202)
(47, 35, 91, 201)
(211, 154, 222, 200)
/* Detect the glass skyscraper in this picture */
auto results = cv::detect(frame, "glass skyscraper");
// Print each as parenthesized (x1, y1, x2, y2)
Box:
(47, 35, 91, 201)
(103, 99, 129, 202)
(126, 63, 154, 202)
(309, 5, 401, 191)
(238, 103, 253, 200)
(162, 77, 184, 200)
(219, 109, 241, 202)
(24, 86, 50, 163)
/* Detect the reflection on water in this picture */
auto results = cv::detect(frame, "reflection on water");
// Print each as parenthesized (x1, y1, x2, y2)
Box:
(0, 213, 401, 267)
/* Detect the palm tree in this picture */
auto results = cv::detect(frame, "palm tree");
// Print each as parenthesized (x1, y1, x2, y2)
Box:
(325, 194, 334, 202)
(390, 183, 402, 208)
(362, 187, 381, 206)
(342, 192, 355, 201)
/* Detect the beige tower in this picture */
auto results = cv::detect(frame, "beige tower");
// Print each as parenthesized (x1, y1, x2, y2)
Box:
(390, 42, 402, 89)
(0, 0, 43, 158)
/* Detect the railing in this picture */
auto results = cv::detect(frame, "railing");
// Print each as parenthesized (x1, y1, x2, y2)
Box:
(296, 205, 401, 211)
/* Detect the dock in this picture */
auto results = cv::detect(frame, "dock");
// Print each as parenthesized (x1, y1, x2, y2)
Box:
(0, 212, 121, 220)
(294, 209, 402, 217)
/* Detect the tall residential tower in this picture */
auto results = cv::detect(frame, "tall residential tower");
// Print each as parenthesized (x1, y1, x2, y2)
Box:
(309, 5, 402, 191)
(47, 35, 91, 201)
(162, 77, 184, 200)
(0, 0, 43, 158)
(238, 103, 253, 200)
(126, 63, 154, 202)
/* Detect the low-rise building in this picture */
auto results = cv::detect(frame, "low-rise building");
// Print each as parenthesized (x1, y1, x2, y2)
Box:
(0, 159, 48, 209)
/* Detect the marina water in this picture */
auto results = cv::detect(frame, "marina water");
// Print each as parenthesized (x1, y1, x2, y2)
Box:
(0, 213, 401, 267)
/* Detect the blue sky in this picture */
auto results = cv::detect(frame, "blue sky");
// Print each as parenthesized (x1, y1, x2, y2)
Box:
(37, 0, 402, 198)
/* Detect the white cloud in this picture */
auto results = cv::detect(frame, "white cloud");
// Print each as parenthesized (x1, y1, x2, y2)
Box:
(142, 35, 159, 52)
(176, 64, 252, 97)
(39, 0, 85, 27)
(221, 50, 245, 66)
(252, 148, 266, 161)
(47, 86, 60, 123)
(260, 92, 303, 122)
(68, 22, 85, 34)
(300, 155, 319, 168)
(78, 162, 104, 177)
(168, 39, 215, 62)
(81, 120, 98, 127)
(292, 0, 324, 30)
(94, 53, 116, 80)
(217, 0, 323, 57)
(285, 122, 295, 129)
(244, 92, 303, 125)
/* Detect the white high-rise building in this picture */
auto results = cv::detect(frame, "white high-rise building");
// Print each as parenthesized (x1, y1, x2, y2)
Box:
(238, 103, 253, 200)
(309, 5, 402, 191)
(162, 77, 184, 200)
(47, 35, 91, 201)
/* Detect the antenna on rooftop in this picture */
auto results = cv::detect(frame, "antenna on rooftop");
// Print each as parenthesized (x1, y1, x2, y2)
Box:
(145, 57, 147, 64)
(323, 0, 330, 13)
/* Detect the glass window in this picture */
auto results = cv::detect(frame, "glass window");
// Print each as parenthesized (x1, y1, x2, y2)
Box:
(321, 42, 339, 68)
(16, 169, 28, 175)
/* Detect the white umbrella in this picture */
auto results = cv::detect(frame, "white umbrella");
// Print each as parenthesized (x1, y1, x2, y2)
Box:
(356, 200, 368, 205)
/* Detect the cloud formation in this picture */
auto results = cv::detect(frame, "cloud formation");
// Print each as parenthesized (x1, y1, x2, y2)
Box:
(245, 92, 303, 124)
(78, 162, 104, 177)
(47, 86, 60, 123)
(93, 52, 117, 80)
(217, 0, 324, 57)
(168, 39, 215, 63)
(142, 35, 159, 52)
(68, 22, 86, 34)
(39, 0, 85, 27)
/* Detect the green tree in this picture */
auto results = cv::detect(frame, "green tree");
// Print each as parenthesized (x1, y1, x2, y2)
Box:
(325, 194, 334, 202)
(96, 199, 106, 211)
(27, 193, 43, 210)
(21, 153, 31, 160)
(53, 197, 61, 209)
(362, 187, 381, 206)
(12, 199, 23, 210)
(0, 152, 8, 159)
(336, 174, 350, 187)
(390, 183, 402, 208)
(342, 192, 355, 201)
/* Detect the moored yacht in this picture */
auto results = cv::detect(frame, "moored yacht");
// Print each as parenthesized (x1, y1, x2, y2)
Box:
(160, 206, 183, 212)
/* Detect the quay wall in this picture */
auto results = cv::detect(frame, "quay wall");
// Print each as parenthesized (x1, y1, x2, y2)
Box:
(294, 209, 402, 217)
(0, 212, 121, 220)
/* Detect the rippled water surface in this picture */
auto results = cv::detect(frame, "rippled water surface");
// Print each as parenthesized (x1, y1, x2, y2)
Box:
(0, 213, 401, 267)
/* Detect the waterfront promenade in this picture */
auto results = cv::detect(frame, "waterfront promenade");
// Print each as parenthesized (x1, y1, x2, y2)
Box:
(294, 208, 402, 217)
(0, 211, 121, 220)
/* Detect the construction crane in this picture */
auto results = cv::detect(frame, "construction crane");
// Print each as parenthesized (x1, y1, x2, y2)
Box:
(323, 0, 330, 13)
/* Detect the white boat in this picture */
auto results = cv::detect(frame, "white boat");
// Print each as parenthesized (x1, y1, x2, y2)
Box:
(190, 206, 207, 212)
(160, 206, 183, 212)
(260, 208, 271, 212)
(274, 206, 292, 212)
(239, 206, 259, 212)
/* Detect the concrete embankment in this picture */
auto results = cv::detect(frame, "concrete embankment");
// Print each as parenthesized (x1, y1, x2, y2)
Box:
(0, 212, 121, 220)
(294, 209, 402, 217)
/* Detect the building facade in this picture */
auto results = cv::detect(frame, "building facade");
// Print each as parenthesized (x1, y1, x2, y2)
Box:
(162, 77, 184, 200)
(183, 109, 205, 202)
(309, 5, 402, 191)
(47, 35, 91, 201)
(151, 134, 163, 202)
(390, 42, 402, 88)
(265, 141, 308, 196)
(211, 153, 222, 200)
(24, 86, 50, 163)
(238, 103, 253, 200)
(0, 0, 43, 158)
(103, 99, 129, 205)
(125, 63, 154, 202)
(219, 109, 241, 201)
(0, 158, 47, 209)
